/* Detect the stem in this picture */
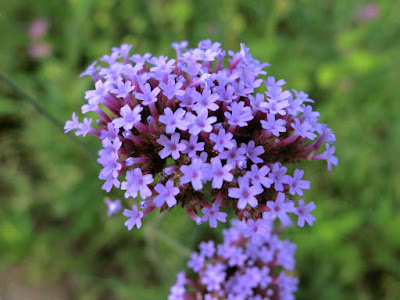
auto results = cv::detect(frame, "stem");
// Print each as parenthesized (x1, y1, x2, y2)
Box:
(0, 71, 97, 158)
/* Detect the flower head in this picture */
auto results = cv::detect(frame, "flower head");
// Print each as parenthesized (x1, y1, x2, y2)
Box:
(169, 220, 298, 299)
(65, 40, 337, 231)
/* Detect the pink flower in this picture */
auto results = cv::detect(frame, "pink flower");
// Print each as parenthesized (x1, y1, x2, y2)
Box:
(28, 19, 49, 39)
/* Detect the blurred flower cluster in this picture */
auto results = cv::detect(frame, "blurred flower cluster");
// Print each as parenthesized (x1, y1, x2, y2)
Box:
(27, 18, 52, 58)
(169, 219, 298, 300)
(65, 40, 337, 231)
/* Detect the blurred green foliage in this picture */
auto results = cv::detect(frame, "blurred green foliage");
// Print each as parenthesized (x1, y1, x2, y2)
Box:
(0, 0, 399, 299)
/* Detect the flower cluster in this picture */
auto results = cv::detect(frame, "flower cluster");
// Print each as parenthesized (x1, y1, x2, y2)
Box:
(65, 40, 337, 231)
(169, 218, 298, 300)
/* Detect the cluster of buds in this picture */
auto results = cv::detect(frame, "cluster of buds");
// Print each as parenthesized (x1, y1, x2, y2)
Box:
(65, 40, 337, 231)
(169, 218, 298, 300)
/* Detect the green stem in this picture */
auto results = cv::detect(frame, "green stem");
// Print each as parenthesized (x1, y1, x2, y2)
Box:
(0, 71, 97, 159)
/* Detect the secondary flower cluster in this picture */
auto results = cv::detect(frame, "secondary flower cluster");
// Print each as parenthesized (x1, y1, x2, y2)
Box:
(169, 218, 298, 300)
(65, 40, 337, 231)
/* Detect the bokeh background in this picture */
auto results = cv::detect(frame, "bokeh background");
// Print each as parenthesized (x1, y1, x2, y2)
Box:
(0, 0, 399, 299)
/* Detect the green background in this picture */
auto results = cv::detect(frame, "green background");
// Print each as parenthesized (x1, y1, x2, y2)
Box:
(0, 0, 399, 299)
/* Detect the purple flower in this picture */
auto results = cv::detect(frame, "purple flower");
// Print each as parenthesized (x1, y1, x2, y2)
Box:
(153, 180, 179, 208)
(112, 104, 143, 131)
(135, 83, 161, 106)
(219, 141, 247, 167)
(110, 80, 135, 98)
(192, 87, 219, 112)
(159, 76, 185, 100)
(207, 157, 233, 189)
(75, 117, 93, 137)
(201, 263, 226, 291)
(67, 40, 337, 232)
(28, 19, 49, 38)
(201, 204, 227, 228)
(266, 192, 295, 226)
(291, 118, 317, 140)
(260, 113, 287, 137)
(243, 219, 270, 245)
(121, 168, 154, 199)
(180, 157, 204, 190)
(186, 111, 217, 136)
(265, 76, 286, 89)
(149, 56, 176, 79)
(181, 135, 204, 158)
(199, 241, 215, 258)
(294, 199, 316, 227)
(156, 133, 186, 160)
(241, 140, 264, 164)
(322, 144, 338, 171)
(209, 128, 235, 153)
(159, 107, 190, 134)
(170, 220, 298, 299)
(123, 205, 144, 230)
(245, 164, 273, 189)
(188, 252, 205, 272)
(287, 169, 310, 196)
(225, 101, 253, 127)
(64, 112, 80, 133)
(105, 198, 122, 216)
(112, 44, 132, 61)
(99, 122, 119, 141)
(228, 176, 263, 209)
(268, 162, 291, 192)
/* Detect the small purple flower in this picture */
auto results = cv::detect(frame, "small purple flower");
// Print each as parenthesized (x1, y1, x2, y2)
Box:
(156, 133, 186, 160)
(28, 19, 49, 38)
(208, 157, 233, 189)
(243, 219, 270, 245)
(291, 118, 317, 140)
(241, 140, 264, 164)
(287, 169, 310, 196)
(153, 180, 180, 208)
(268, 162, 291, 192)
(123, 205, 144, 230)
(294, 199, 316, 227)
(105, 198, 122, 216)
(209, 128, 235, 153)
(266, 192, 295, 226)
(180, 157, 204, 190)
(135, 83, 161, 106)
(186, 111, 217, 136)
(260, 113, 287, 137)
(228, 176, 263, 209)
(192, 87, 219, 113)
(201, 204, 227, 228)
(181, 135, 205, 158)
(112, 104, 143, 131)
(159, 76, 185, 100)
(245, 164, 273, 189)
(99, 122, 119, 141)
(265, 76, 286, 89)
(159, 107, 190, 134)
(199, 241, 215, 258)
(225, 101, 253, 127)
(121, 168, 154, 199)
(201, 263, 226, 291)
(64, 112, 80, 133)
(75, 117, 93, 137)
(219, 141, 247, 167)
(188, 252, 205, 272)
(110, 80, 135, 98)
(322, 144, 338, 172)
